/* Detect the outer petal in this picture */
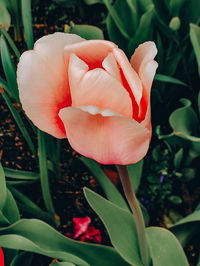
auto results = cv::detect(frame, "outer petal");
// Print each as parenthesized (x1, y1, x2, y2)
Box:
(68, 53, 132, 118)
(59, 107, 151, 165)
(131, 42, 158, 119)
(17, 33, 85, 138)
(64, 40, 117, 70)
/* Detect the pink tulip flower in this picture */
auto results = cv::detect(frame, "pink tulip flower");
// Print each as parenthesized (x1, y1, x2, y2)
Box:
(0, 248, 4, 266)
(17, 33, 158, 165)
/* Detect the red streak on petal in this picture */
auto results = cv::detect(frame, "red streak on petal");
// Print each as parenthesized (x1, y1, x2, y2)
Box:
(119, 68, 141, 122)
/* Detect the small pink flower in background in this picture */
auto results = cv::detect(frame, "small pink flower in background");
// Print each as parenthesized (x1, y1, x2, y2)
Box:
(17, 33, 158, 165)
(66, 217, 102, 244)
(0, 248, 4, 266)
(73, 217, 91, 239)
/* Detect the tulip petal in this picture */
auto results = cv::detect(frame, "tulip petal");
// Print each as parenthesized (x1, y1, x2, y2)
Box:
(17, 33, 84, 138)
(102, 52, 121, 82)
(113, 48, 143, 106)
(59, 106, 150, 165)
(131, 42, 158, 119)
(68, 53, 132, 118)
(64, 40, 117, 70)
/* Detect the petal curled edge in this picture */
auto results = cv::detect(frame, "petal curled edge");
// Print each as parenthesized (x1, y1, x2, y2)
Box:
(131, 42, 158, 119)
(64, 40, 117, 70)
(17, 33, 85, 138)
(112, 48, 143, 106)
(59, 107, 151, 165)
(68, 54, 132, 118)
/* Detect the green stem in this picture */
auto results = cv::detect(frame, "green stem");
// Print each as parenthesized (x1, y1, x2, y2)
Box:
(117, 165, 150, 266)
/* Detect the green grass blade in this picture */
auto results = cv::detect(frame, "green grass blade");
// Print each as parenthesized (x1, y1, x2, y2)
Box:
(21, 0, 33, 49)
(4, 167, 39, 180)
(0, 35, 19, 101)
(0, 163, 7, 210)
(38, 130, 55, 218)
(155, 74, 188, 87)
(0, 27, 20, 59)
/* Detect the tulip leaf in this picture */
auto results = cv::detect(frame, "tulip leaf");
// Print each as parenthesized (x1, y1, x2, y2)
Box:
(190, 23, 200, 76)
(84, 187, 142, 265)
(51, 262, 76, 266)
(169, 98, 200, 139)
(80, 157, 129, 210)
(106, 0, 138, 52)
(169, 0, 187, 16)
(170, 209, 200, 247)
(10, 251, 33, 266)
(146, 227, 189, 266)
(21, 0, 33, 49)
(128, 6, 154, 54)
(69, 24, 104, 40)
(0, 27, 20, 59)
(1, 189, 20, 225)
(0, 219, 129, 266)
(0, 164, 7, 210)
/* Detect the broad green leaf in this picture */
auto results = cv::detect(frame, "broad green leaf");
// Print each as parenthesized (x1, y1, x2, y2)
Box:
(170, 209, 200, 247)
(104, 0, 130, 39)
(80, 157, 129, 210)
(173, 148, 183, 169)
(128, 6, 154, 53)
(106, 0, 138, 52)
(4, 168, 39, 180)
(190, 23, 200, 76)
(1, 189, 20, 224)
(146, 227, 189, 266)
(0, 219, 129, 266)
(10, 251, 33, 266)
(38, 130, 55, 217)
(84, 187, 142, 265)
(21, 0, 33, 49)
(8, 185, 52, 224)
(51, 262, 76, 266)
(0, 3, 11, 30)
(169, 0, 187, 16)
(169, 99, 200, 138)
(0, 35, 19, 100)
(137, 0, 153, 12)
(1, 91, 36, 157)
(155, 74, 188, 87)
(69, 24, 104, 40)
(127, 160, 143, 193)
(84, 0, 105, 4)
(0, 164, 7, 210)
